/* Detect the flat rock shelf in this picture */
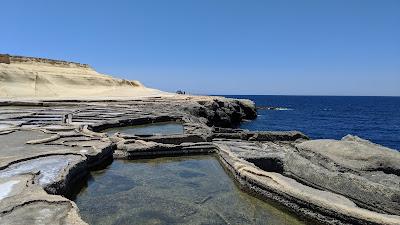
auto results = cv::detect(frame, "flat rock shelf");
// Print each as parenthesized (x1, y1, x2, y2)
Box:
(0, 95, 399, 225)
(74, 155, 306, 225)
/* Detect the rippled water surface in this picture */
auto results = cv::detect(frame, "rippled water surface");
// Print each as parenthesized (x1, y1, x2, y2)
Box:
(75, 155, 306, 225)
(104, 122, 184, 136)
(226, 95, 400, 151)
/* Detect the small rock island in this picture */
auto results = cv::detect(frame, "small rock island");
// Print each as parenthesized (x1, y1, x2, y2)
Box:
(0, 54, 399, 225)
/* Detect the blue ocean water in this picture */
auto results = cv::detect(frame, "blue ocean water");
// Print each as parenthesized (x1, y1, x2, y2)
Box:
(225, 95, 400, 151)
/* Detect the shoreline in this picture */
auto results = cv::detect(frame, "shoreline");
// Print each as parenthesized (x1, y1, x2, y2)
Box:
(0, 95, 399, 224)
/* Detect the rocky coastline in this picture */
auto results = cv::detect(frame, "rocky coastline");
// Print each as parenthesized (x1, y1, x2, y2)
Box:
(0, 54, 399, 225)
(0, 95, 399, 225)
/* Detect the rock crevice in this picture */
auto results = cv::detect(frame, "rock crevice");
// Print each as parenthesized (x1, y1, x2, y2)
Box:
(0, 95, 398, 225)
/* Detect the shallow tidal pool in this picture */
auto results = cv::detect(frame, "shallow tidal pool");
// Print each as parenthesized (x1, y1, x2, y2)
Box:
(104, 122, 184, 136)
(74, 155, 306, 225)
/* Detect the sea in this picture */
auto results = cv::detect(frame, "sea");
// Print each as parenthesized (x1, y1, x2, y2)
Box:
(224, 95, 400, 151)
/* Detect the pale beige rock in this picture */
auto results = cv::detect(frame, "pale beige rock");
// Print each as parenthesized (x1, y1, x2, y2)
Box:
(0, 55, 168, 99)
(296, 135, 400, 172)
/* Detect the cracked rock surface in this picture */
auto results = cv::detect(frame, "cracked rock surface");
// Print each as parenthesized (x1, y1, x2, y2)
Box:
(0, 95, 399, 225)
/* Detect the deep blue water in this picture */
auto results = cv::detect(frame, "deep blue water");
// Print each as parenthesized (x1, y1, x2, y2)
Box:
(225, 95, 400, 151)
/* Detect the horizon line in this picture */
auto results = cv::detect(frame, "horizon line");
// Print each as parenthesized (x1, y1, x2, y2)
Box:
(205, 94, 400, 97)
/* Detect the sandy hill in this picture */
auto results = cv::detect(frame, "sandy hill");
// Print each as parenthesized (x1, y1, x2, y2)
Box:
(0, 54, 167, 99)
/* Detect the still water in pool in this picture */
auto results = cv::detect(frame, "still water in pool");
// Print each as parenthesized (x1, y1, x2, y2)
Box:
(104, 122, 184, 136)
(74, 155, 306, 225)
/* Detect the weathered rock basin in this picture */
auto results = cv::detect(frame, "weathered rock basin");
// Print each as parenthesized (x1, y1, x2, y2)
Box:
(75, 155, 306, 225)
(0, 95, 399, 225)
(104, 122, 184, 136)
(0, 155, 83, 186)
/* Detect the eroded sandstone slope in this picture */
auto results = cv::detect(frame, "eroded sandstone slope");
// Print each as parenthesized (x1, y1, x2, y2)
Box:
(0, 54, 165, 99)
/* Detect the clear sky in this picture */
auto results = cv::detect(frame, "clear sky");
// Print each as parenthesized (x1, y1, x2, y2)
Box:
(1, 0, 399, 96)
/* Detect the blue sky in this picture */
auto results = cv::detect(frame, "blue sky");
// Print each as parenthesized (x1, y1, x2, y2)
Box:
(1, 0, 399, 96)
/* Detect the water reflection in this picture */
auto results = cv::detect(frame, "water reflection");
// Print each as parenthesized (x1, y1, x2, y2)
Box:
(104, 122, 184, 136)
(75, 155, 306, 225)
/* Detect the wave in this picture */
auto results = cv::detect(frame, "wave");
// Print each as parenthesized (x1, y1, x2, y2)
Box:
(257, 106, 293, 111)
(274, 107, 294, 111)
